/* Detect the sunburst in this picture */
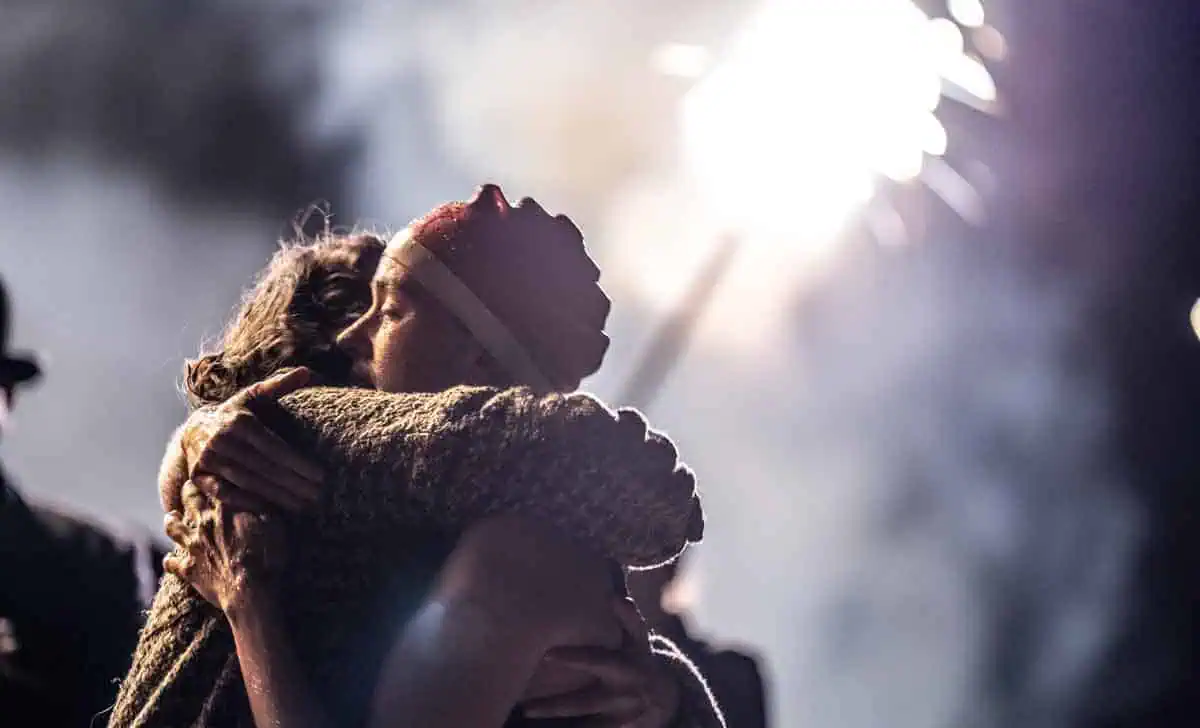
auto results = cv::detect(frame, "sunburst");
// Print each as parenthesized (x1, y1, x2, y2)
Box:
(620, 0, 1005, 407)
(681, 0, 1002, 248)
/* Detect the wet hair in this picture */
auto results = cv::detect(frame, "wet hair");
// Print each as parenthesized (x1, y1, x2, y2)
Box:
(184, 233, 384, 409)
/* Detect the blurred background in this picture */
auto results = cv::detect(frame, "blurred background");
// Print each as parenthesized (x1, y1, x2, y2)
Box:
(2, 1, 1199, 727)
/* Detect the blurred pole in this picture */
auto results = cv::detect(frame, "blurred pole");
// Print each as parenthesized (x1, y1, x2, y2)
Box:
(617, 232, 741, 411)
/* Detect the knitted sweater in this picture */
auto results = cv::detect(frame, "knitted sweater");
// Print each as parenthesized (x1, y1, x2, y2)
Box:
(109, 386, 705, 728)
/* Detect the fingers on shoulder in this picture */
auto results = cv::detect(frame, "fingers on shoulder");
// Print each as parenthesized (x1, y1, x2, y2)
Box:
(244, 366, 313, 403)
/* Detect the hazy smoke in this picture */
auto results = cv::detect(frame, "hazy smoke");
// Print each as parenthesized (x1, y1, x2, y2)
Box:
(317, 0, 744, 223)
(0, 2, 1141, 727)
(0, 0, 343, 529)
(318, 3, 1139, 727)
(590, 230, 1138, 728)
(0, 0, 348, 216)
(0, 152, 274, 530)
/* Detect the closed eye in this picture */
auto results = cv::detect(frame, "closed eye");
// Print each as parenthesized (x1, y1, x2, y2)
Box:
(372, 276, 412, 320)
(381, 306, 409, 320)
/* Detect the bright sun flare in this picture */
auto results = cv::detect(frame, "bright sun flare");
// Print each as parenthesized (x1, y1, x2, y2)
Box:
(681, 0, 993, 245)
(611, 0, 998, 347)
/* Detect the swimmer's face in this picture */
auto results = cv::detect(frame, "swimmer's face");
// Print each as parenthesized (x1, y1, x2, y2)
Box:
(336, 232, 480, 394)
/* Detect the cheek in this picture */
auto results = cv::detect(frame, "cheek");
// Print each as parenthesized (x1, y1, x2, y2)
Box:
(369, 310, 478, 392)
(369, 321, 411, 380)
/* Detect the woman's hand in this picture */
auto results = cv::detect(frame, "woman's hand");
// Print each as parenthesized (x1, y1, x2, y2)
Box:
(520, 597, 682, 728)
(163, 480, 289, 616)
(167, 482, 334, 728)
(159, 367, 324, 516)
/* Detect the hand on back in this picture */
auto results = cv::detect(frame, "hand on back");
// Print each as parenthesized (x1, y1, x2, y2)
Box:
(159, 367, 325, 516)
(163, 480, 288, 616)
(522, 597, 684, 728)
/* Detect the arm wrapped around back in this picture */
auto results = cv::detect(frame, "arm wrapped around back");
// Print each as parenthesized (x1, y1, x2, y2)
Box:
(109, 385, 704, 728)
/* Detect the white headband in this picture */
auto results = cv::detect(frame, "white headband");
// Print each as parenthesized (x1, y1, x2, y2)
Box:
(386, 230, 553, 392)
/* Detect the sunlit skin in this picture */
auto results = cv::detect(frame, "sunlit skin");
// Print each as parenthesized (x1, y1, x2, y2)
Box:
(336, 246, 493, 395)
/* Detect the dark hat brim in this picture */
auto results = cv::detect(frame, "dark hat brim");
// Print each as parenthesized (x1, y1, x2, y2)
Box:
(0, 355, 41, 385)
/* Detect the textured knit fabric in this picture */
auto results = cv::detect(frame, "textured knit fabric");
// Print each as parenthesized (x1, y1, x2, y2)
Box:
(110, 385, 703, 728)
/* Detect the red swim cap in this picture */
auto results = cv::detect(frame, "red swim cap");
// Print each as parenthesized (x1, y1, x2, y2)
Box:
(403, 184, 611, 390)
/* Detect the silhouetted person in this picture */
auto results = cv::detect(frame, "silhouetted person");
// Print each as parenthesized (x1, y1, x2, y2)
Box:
(628, 554, 770, 728)
(0, 275, 166, 727)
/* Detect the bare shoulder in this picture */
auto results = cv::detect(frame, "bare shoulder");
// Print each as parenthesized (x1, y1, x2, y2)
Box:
(443, 514, 611, 594)
(432, 514, 621, 647)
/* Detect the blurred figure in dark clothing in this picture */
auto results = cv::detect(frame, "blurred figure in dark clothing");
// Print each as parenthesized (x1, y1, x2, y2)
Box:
(628, 554, 769, 728)
(0, 275, 167, 727)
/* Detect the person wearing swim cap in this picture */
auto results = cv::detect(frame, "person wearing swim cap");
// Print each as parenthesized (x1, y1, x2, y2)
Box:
(156, 186, 722, 728)
(337, 183, 610, 395)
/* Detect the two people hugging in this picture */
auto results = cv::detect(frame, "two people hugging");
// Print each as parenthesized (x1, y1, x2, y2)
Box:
(110, 185, 724, 728)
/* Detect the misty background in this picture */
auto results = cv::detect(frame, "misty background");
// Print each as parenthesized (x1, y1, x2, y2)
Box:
(3, 2, 1200, 727)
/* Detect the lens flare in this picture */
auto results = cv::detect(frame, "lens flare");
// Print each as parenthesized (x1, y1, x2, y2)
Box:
(681, 0, 995, 246)
(618, 0, 999, 342)
(948, 0, 987, 29)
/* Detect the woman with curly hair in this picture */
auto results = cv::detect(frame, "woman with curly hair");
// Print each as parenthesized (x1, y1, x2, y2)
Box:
(114, 186, 723, 728)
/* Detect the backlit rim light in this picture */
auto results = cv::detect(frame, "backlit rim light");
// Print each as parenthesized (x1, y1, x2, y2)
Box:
(681, 0, 996, 245)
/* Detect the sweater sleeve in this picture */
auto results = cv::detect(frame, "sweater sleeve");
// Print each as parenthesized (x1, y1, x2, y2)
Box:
(650, 634, 727, 728)
(270, 385, 705, 570)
